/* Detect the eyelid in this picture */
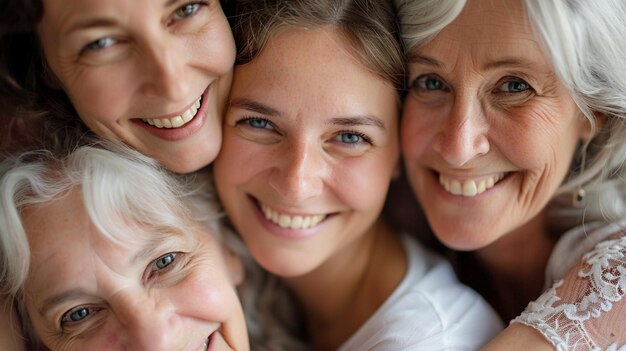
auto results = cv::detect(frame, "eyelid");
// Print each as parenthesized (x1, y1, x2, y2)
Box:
(335, 130, 373, 145)
(494, 76, 533, 93)
(170, 1, 207, 22)
(236, 116, 278, 131)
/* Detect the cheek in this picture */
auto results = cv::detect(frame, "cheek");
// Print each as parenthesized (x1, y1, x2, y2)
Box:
(198, 25, 236, 75)
(400, 103, 435, 159)
(185, 267, 240, 322)
(64, 69, 133, 128)
(215, 139, 265, 188)
(499, 107, 582, 173)
(335, 156, 395, 212)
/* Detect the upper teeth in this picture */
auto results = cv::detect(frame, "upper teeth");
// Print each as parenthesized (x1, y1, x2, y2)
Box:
(141, 96, 202, 128)
(260, 203, 326, 229)
(439, 173, 504, 197)
(202, 336, 209, 351)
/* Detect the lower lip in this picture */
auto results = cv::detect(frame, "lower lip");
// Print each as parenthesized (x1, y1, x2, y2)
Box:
(249, 196, 329, 240)
(133, 84, 212, 142)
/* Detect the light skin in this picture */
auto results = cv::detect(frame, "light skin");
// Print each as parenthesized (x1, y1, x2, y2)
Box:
(401, 0, 590, 347)
(37, 0, 236, 173)
(21, 190, 248, 351)
(0, 302, 24, 351)
(214, 28, 405, 349)
(401, 0, 588, 252)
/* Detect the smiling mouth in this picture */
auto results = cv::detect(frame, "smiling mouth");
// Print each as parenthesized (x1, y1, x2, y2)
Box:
(141, 95, 202, 129)
(259, 201, 328, 230)
(438, 172, 507, 197)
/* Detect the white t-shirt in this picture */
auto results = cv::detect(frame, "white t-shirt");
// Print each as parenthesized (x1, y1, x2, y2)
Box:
(337, 235, 504, 351)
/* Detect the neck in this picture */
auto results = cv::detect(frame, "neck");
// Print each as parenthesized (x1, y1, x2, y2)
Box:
(474, 210, 556, 319)
(284, 219, 406, 351)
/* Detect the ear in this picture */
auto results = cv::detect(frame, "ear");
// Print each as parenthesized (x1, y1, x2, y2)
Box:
(579, 111, 607, 140)
(223, 247, 245, 286)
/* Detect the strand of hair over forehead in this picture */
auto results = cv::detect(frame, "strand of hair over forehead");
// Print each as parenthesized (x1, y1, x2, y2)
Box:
(0, 142, 208, 297)
(393, 0, 466, 51)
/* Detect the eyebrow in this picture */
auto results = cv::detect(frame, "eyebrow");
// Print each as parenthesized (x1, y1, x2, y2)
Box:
(407, 54, 442, 67)
(65, 0, 182, 34)
(329, 116, 386, 130)
(231, 98, 386, 130)
(39, 289, 86, 317)
(229, 98, 282, 117)
(409, 54, 537, 72)
(482, 57, 537, 71)
(65, 18, 118, 34)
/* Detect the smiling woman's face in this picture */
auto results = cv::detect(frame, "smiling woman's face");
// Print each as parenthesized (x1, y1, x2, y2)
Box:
(214, 28, 399, 278)
(21, 190, 247, 351)
(37, 0, 235, 173)
(401, 0, 589, 250)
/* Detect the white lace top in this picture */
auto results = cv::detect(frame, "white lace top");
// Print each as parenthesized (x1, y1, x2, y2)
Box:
(513, 218, 626, 350)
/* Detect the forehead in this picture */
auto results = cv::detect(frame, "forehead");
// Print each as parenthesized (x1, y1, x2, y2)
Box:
(420, 0, 546, 63)
(231, 27, 397, 115)
(42, 0, 134, 23)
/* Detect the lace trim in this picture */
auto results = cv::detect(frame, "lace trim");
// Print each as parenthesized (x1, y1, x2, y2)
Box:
(513, 233, 626, 351)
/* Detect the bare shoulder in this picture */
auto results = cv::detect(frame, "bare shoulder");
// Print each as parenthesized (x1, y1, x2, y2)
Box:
(480, 323, 553, 351)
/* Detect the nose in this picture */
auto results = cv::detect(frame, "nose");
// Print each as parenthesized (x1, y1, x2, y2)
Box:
(116, 295, 180, 351)
(268, 140, 325, 202)
(432, 95, 490, 167)
(141, 36, 191, 101)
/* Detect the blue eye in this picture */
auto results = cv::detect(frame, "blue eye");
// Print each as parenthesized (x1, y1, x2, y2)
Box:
(154, 253, 176, 270)
(249, 119, 268, 128)
(340, 133, 363, 144)
(413, 75, 446, 91)
(240, 117, 274, 130)
(83, 37, 116, 52)
(61, 306, 91, 325)
(174, 3, 201, 19)
(497, 79, 530, 93)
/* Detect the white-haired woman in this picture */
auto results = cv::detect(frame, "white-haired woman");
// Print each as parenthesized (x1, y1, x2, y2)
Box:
(394, 0, 626, 349)
(0, 141, 308, 350)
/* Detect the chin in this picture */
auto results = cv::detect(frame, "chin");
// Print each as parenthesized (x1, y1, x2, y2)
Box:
(431, 220, 502, 251)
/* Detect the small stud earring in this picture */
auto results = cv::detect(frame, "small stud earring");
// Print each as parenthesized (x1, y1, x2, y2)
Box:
(572, 187, 586, 207)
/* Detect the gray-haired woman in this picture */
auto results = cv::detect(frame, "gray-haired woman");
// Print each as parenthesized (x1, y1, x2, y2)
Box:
(394, 0, 626, 349)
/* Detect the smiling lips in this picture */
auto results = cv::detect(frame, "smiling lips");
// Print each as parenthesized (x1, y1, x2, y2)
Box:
(141, 96, 202, 129)
(260, 202, 327, 230)
(439, 173, 505, 197)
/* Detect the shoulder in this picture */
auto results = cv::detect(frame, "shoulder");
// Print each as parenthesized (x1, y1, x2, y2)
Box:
(514, 222, 626, 349)
(338, 235, 503, 351)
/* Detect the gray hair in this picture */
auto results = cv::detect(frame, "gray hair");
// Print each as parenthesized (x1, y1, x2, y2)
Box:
(395, 0, 626, 229)
(0, 141, 224, 298)
(0, 140, 307, 349)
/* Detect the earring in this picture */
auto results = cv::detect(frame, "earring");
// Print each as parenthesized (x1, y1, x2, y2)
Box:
(572, 187, 586, 207)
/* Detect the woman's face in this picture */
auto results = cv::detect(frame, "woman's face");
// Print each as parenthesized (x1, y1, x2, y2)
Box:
(22, 190, 247, 351)
(37, 0, 235, 173)
(214, 28, 399, 277)
(401, 0, 589, 250)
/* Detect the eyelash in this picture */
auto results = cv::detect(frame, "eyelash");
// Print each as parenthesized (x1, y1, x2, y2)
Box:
(237, 116, 275, 130)
(170, 1, 208, 22)
(79, 1, 209, 55)
(57, 251, 183, 330)
(145, 252, 184, 280)
(336, 130, 372, 145)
